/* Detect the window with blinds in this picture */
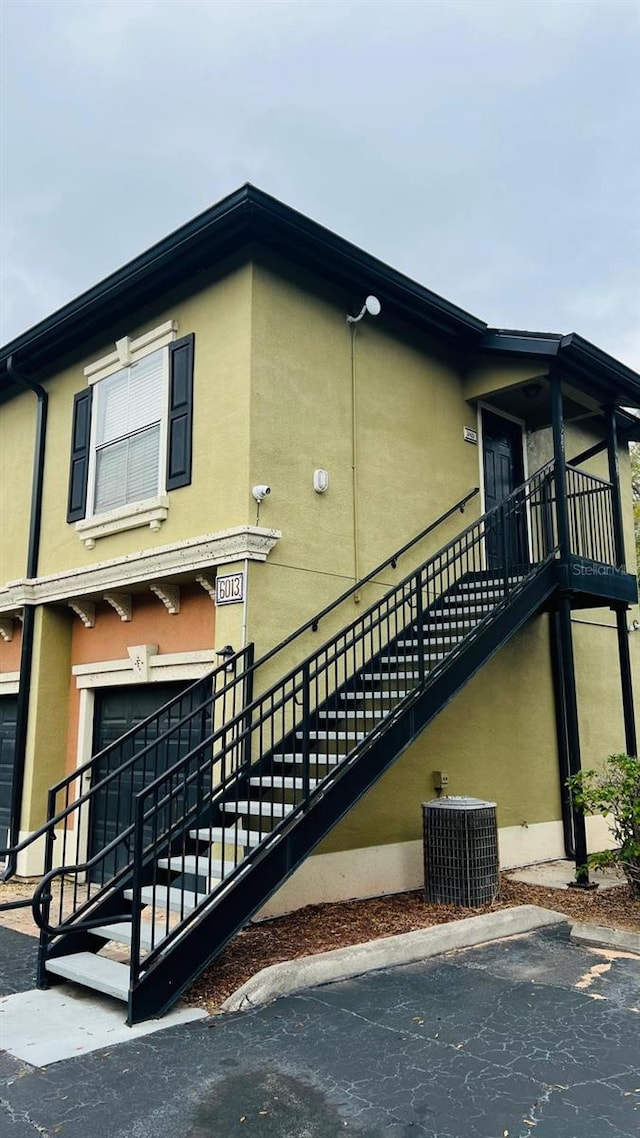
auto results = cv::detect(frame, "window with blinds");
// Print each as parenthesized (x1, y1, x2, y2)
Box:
(92, 350, 165, 513)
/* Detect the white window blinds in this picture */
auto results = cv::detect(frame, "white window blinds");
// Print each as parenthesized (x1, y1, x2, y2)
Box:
(93, 349, 164, 512)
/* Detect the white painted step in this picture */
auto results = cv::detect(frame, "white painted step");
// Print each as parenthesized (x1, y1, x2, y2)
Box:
(124, 884, 213, 913)
(396, 635, 461, 648)
(340, 691, 409, 701)
(249, 775, 321, 790)
(158, 855, 229, 878)
(220, 799, 294, 818)
(297, 730, 366, 741)
(92, 920, 168, 951)
(189, 826, 262, 847)
(362, 664, 421, 673)
(46, 952, 129, 1002)
(271, 752, 340, 766)
(268, 751, 339, 769)
(317, 710, 381, 720)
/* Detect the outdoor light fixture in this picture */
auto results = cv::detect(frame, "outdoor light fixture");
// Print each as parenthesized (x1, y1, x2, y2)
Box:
(523, 383, 542, 400)
(216, 644, 236, 673)
(346, 295, 382, 324)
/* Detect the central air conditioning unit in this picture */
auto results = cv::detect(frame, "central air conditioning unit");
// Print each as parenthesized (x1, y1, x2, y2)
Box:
(422, 796, 499, 907)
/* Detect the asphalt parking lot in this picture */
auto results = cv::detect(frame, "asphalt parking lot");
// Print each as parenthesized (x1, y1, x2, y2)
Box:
(1, 923, 639, 1138)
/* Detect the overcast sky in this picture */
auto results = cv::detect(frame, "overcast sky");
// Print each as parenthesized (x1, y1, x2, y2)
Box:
(1, 0, 639, 368)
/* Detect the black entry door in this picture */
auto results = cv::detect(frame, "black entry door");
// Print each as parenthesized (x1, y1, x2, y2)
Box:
(0, 696, 18, 851)
(482, 410, 527, 572)
(89, 683, 188, 879)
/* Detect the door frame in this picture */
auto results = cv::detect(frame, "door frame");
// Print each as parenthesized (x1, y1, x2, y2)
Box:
(71, 647, 217, 871)
(476, 402, 530, 569)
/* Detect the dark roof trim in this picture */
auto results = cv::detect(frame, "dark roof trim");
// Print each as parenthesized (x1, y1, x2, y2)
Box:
(482, 328, 640, 406)
(0, 185, 485, 382)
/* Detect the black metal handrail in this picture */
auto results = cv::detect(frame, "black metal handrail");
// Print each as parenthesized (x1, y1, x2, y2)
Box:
(31, 463, 617, 966)
(32, 466, 554, 941)
(1, 486, 478, 891)
(0, 646, 254, 901)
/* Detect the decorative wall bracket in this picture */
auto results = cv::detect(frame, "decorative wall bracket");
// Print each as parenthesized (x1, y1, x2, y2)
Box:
(104, 592, 132, 622)
(150, 583, 180, 614)
(0, 618, 13, 642)
(68, 600, 96, 629)
(196, 574, 216, 602)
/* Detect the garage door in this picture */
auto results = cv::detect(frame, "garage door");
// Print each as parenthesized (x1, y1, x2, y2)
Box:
(0, 695, 18, 851)
(89, 683, 189, 879)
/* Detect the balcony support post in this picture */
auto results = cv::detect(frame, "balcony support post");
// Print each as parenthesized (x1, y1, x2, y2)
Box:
(605, 406, 637, 757)
(550, 371, 570, 562)
(555, 594, 594, 885)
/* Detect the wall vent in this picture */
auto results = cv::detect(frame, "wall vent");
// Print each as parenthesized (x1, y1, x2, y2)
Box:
(422, 796, 499, 907)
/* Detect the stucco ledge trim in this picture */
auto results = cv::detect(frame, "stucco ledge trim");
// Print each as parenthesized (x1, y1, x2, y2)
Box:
(0, 526, 281, 610)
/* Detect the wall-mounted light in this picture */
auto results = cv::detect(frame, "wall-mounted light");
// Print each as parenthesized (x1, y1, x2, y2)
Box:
(313, 469, 329, 494)
(216, 644, 236, 673)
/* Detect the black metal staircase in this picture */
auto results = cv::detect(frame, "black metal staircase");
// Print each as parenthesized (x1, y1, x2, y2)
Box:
(11, 461, 636, 1023)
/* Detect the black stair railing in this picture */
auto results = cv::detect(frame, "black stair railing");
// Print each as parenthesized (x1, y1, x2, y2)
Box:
(566, 465, 616, 565)
(33, 461, 559, 955)
(3, 486, 479, 906)
(120, 461, 563, 978)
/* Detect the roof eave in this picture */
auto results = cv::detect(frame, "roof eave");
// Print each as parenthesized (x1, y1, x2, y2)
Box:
(482, 328, 640, 407)
(0, 185, 485, 381)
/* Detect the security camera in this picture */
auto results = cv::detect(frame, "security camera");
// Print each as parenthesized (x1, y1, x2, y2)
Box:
(252, 485, 271, 502)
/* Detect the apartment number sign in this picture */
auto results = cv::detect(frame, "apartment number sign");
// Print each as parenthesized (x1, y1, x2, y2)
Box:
(215, 572, 245, 606)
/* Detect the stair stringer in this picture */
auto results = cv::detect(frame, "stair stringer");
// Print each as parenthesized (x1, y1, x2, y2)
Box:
(126, 560, 558, 1023)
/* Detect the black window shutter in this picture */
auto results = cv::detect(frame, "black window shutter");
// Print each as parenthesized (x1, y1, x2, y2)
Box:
(166, 333, 194, 490)
(67, 387, 93, 522)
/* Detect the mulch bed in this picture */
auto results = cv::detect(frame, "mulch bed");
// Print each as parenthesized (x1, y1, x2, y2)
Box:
(185, 875, 640, 1013)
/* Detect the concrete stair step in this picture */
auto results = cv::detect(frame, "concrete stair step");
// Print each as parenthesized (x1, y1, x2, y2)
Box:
(271, 752, 340, 766)
(317, 710, 381, 720)
(46, 953, 129, 1002)
(297, 730, 366, 741)
(220, 799, 294, 818)
(124, 884, 215, 913)
(92, 920, 168, 951)
(249, 775, 321, 790)
(340, 691, 410, 701)
(158, 855, 230, 878)
(189, 826, 262, 847)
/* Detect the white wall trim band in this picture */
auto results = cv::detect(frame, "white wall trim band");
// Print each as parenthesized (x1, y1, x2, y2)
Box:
(0, 671, 20, 696)
(0, 526, 281, 611)
(72, 647, 216, 689)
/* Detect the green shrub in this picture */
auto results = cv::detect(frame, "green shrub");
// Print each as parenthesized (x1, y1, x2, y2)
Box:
(567, 753, 640, 896)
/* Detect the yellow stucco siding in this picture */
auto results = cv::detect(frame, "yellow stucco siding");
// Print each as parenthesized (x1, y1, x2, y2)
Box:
(0, 387, 36, 584)
(247, 261, 481, 657)
(22, 606, 72, 830)
(319, 613, 562, 852)
(18, 263, 253, 580)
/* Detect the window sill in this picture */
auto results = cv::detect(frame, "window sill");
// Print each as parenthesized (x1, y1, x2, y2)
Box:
(75, 497, 170, 548)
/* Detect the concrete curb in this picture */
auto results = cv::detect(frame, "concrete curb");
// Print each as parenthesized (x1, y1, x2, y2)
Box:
(570, 922, 640, 956)
(221, 904, 568, 1013)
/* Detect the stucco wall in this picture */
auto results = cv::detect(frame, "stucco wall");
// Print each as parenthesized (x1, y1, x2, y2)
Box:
(1, 262, 254, 586)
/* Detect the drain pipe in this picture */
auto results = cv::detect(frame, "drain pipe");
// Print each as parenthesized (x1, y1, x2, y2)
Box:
(3, 355, 48, 875)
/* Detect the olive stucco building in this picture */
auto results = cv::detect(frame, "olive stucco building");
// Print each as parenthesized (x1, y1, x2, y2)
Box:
(1, 187, 638, 967)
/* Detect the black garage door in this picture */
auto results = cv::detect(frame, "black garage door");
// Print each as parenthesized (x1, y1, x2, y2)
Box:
(89, 683, 189, 879)
(0, 696, 18, 851)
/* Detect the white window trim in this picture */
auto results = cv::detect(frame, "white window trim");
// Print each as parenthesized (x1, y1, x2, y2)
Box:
(75, 495, 170, 548)
(84, 320, 178, 385)
(79, 320, 178, 544)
